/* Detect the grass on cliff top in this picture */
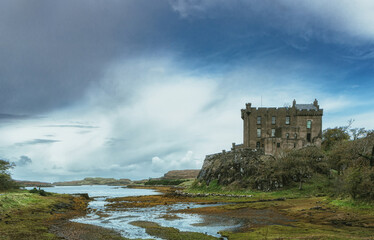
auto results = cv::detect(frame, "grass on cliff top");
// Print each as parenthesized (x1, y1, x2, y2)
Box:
(187, 176, 374, 210)
(188, 175, 332, 198)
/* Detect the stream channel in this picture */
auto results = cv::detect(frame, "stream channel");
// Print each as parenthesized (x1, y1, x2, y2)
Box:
(34, 185, 240, 239)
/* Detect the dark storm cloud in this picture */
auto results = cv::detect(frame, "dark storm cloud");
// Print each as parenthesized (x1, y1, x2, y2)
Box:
(0, 113, 29, 119)
(0, 0, 176, 115)
(16, 155, 32, 166)
(15, 139, 60, 146)
(3, 0, 374, 118)
(0, 113, 33, 123)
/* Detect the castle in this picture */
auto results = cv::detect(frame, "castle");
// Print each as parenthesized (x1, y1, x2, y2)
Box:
(233, 99, 323, 155)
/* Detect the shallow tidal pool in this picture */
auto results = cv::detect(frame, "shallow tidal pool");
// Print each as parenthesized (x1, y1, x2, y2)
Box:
(35, 185, 240, 239)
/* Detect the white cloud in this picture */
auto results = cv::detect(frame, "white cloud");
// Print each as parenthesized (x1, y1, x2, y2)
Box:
(2, 56, 373, 182)
(152, 151, 202, 173)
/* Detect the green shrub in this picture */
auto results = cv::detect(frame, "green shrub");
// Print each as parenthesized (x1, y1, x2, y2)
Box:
(29, 188, 50, 196)
(344, 166, 374, 200)
(144, 179, 187, 186)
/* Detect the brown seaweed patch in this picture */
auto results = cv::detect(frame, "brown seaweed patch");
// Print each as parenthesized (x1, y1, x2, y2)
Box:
(129, 221, 219, 240)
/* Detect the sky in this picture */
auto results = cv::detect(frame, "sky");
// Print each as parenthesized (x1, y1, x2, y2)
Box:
(1, 0, 374, 182)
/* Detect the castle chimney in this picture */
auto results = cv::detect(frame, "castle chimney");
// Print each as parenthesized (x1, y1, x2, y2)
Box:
(313, 99, 319, 110)
(246, 103, 251, 111)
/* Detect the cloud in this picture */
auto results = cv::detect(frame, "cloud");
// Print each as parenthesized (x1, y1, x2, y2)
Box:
(16, 155, 32, 166)
(43, 124, 99, 129)
(15, 139, 60, 146)
(0, 53, 373, 182)
(0, 113, 30, 120)
(1, 0, 373, 119)
(152, 151, 202, 172)
(0, 55, 372, 182)
(0, 0, 174, 115)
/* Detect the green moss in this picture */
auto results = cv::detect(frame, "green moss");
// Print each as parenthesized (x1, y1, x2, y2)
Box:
(144, 179, 187, 186)
(220, 222, 374, 240)
(188, 174, 335, 201)
(330, 198, 374, 210)
(130, 221, 218, 240)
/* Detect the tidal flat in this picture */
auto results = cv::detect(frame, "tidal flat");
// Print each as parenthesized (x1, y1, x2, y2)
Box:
(1, 185, 374, 239)
(104, 186, 374, 239)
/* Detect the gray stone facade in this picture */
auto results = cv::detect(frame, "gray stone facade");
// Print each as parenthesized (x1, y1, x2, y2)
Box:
(238, 99, 323, 155)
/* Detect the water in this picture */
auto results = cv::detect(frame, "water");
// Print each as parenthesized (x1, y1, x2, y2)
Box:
(32, 185, 238, 239)
(27, 185, 158, 198)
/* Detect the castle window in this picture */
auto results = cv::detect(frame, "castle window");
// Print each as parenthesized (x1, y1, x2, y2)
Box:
(294, 133, 297, 139)
(285, 116, 290, 125)
(286, 133, 289, 139)
(272, 116, 276, 124)
(277, 143, 280, 148)
(256, 142, 260, 149)
(307, 120, 312, 129)
(307, 133, 311, 142)
(271, 129, 275, 137)
(257, 128, 261, 138)
(257, 116, 261, 124)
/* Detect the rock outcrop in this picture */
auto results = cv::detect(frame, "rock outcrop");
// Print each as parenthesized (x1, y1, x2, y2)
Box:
(163, 170, 200, 179)
(198, 148, 283, 191)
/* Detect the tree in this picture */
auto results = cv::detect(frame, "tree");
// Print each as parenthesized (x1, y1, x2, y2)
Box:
(322, 127, 350, 151)
(277, 147, 326, 190)
(0, 159, 17, 190)
(327, 141, 353, 175)
(350, 127, 368, 140)
(354, 134, 374, 167)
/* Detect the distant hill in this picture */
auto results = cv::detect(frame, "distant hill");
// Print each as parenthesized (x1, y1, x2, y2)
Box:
(162, 170, 200, 179)
(53, 177, 132, 186)
(16, 180, 53, 187)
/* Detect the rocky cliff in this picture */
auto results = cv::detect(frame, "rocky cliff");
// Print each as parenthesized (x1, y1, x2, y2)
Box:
(198, 148, 283, 191)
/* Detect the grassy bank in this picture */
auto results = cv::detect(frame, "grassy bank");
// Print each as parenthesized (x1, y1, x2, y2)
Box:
(0, 190, 127, 240)
(177, 177, 374, 239)
(0, 190, 85, 239)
